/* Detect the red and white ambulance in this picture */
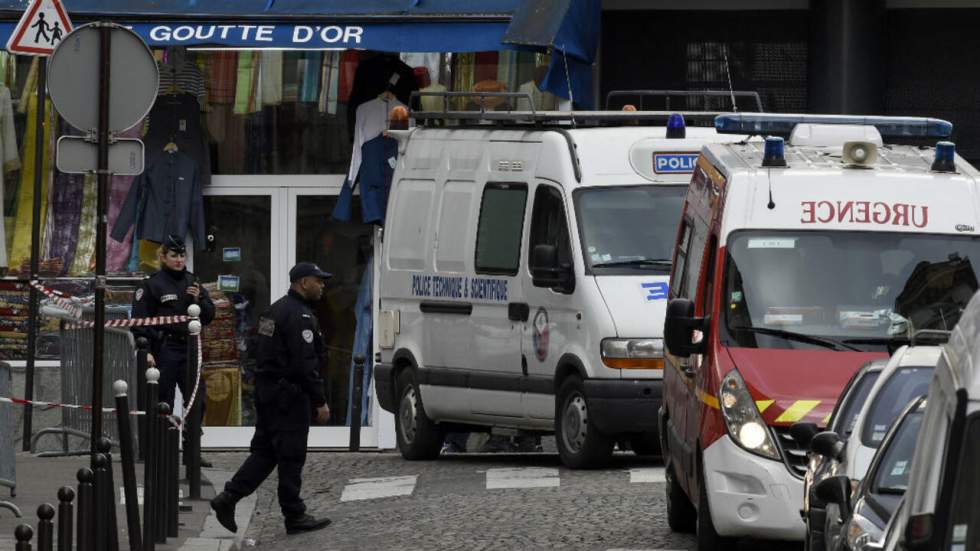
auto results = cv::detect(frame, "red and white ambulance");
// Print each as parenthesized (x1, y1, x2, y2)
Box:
(660, 114, 980, 548)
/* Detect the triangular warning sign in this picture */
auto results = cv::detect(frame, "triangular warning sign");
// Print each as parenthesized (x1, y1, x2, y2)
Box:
(6, 0, 73, 56)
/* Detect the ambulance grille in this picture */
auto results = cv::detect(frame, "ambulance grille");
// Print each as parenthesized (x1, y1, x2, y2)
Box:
(772, 427, 808, 478)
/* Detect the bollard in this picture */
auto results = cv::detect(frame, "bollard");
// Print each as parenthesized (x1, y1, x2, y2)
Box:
(185, 306, 202, 499)
(166, 422, 179, 538)
(97, 438, 120, 551)
(349, 355, 366, 452)
(142, 369, 159, 551)
(154, 403, 171, 544)
(93, 453, 110, 551)
(114, 380, 142, 551)
(135, 338, 149, 461)
(14, 524, 33, 551)
(76, 468, 94, 551)
(56, 487, 74, 551)
(36, 504, 54, 551)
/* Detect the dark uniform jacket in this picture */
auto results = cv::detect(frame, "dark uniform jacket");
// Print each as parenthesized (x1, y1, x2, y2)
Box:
(132, 267, 215, 354)
(254, 290, 327, 430)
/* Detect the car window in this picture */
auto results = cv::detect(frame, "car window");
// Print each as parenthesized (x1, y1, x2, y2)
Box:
(831, 369, 882, 436)
(872, 410, 923, 495)
(475, 183, 527, 275)
(860, 367, 933, 447)
(946, 415, 980, 550)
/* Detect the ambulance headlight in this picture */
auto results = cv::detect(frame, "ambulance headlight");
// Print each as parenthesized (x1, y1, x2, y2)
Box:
(720, 369, 780, 460)
(601, 338, 664, 369)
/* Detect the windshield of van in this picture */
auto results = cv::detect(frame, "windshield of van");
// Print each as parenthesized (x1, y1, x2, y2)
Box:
(860, 367, 933, 447)
(723, 231, 980, 350)
(946, 415, 980, 550)
(871, 408, 923, 495)
(575, 185, 686, 275)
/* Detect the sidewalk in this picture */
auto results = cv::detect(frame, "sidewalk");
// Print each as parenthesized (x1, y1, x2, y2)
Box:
(0, 453, 256, 550)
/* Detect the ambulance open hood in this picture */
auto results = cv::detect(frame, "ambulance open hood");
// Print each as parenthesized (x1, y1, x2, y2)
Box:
(594, 275, 669, 338)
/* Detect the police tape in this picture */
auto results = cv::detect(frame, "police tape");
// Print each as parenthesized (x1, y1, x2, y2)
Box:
(29, 279, 86, 318)
(180, 334, 204, 425)
(0, 395, 149, 416)
(65, 314, 190, 330)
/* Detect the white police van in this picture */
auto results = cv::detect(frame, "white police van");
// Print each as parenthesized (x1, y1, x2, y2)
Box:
(373, 96, 748, 468)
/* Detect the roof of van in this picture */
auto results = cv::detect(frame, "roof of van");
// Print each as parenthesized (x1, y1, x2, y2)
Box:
(943, 291, 980, 399)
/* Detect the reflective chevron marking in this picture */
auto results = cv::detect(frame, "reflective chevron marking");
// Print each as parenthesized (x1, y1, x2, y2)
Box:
(774, 400, 822, 423)
(755, 399, 774, 414)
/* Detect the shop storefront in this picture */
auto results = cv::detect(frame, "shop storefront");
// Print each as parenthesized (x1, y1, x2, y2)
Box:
(0, 0, 599, 449)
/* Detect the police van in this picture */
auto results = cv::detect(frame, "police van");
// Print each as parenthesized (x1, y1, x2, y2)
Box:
(373, 95, 749, 468)
(660, 113, 980, 548)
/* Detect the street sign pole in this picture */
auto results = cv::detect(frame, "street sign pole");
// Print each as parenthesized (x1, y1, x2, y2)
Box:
(91, 22, 111, 459)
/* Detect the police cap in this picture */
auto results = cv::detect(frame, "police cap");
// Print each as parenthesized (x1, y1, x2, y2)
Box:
(162, 234, 186, 255)
(289, 262, 332, 282)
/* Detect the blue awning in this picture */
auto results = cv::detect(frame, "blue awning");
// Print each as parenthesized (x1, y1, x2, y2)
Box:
(0, 0, 599, 106)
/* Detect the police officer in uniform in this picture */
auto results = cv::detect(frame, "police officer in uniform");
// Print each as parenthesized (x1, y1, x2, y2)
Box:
(133, 235, 215, 411)
(210, 262, 332, 535)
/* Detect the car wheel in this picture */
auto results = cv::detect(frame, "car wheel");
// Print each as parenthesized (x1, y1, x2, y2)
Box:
(555, 375, 613, 469)
(666, 463, 696, 533)
(697, 465, 734, 551)
(395, 369, 443, 460)
(629, 431, 662, 456)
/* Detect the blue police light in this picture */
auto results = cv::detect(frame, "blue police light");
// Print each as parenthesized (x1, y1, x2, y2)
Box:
(762, 136, 786, 167)
(714, 113, 953, 139)
(666, 113, 686, 139)
(931, 141, 956, 173)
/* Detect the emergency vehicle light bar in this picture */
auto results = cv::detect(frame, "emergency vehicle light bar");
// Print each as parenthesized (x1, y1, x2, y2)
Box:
(715, 113, 953, 139)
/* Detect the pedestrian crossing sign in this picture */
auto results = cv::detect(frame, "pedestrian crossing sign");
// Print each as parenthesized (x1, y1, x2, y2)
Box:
(6, 0, 73, 56)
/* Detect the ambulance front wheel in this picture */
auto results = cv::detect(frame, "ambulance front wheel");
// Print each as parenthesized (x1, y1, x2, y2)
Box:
(395, 369, 444, 460)
(555, 375, 614, 469)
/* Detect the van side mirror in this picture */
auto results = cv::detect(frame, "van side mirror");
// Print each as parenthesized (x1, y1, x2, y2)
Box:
(664, 298, 706, 357)
(813, 474, 852, 519)
(810, 431, 845, 461)
(790, 422, 820, 450)
(904, 513, 934, 551)
(531, 244, 573, 292)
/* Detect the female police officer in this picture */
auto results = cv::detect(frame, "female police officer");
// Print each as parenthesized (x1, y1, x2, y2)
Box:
(132, 234, 215, 416)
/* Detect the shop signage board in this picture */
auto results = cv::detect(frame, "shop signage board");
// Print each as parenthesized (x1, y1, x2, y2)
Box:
(6, 0, 73, 56)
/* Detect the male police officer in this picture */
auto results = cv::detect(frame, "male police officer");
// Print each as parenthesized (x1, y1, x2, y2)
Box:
(210, 262, 332, 535)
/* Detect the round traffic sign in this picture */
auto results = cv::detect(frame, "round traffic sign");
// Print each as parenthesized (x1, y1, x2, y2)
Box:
(46, 22, 158, 133)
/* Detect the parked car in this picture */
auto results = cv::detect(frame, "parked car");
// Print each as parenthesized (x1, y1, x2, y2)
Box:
(794, 359, 885, 551)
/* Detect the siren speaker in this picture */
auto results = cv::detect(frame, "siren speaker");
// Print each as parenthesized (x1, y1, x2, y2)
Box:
(842, 141, 878, 167)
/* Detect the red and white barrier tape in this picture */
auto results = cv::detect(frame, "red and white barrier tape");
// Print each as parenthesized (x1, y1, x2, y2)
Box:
(0, 395, 148, 415)
(179, 334, 204, 428)
(29, 280, 85, 318)
(66, 314, 189, 330)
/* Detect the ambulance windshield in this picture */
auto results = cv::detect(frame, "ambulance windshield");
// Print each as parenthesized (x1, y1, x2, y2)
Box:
(723, 230, 980, 349)
(575, 185, 686, 274)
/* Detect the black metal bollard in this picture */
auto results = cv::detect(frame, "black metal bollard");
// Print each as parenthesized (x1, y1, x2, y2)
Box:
(93, 453, 111, 551)
(97, 438, 120, 551)
(76, 468, 94, 551)
(154, 403, 171, 544)
(14, 524, 33, 551)
(185, 306, 203, 499)
(349, 355, 366, 451)
(114, 380, 142, 551)
(135, 338, 149, 461)
(36, 504, 54, 551)
(56, 487, 74, 551)
(142, 369, 160, 551)
(166, 422, 179, 538)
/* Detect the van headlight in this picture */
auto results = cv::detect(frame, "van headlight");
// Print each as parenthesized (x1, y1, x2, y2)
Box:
(720, 369, 779, 460)
(601, 338, 665, 369)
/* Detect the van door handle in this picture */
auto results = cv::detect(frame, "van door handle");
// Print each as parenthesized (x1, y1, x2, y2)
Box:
(508, 302, 530, 322)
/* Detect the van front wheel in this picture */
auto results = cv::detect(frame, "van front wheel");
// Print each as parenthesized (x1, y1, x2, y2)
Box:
(395, 369, 444, 460)
(555, 376, 613, 469)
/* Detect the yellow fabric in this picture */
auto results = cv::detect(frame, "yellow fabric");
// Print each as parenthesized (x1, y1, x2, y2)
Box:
(203, 366, 242, 426)
(68, 173, 97, 276)
(9, 93, 53, 272)
(138, 239, 161, 272)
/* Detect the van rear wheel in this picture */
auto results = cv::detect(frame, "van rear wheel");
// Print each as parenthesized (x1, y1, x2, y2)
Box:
(395, 369, 444, 460)
(555, 375, 613, 469)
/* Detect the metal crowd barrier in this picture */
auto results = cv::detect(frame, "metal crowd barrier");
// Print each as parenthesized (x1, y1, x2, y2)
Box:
(31, 305, 137, 456)
(0, 360, 21, 518)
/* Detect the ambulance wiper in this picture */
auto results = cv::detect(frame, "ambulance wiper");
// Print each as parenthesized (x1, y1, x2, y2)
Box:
(735, 326, 862, 352)
(591, 258, 672, 268)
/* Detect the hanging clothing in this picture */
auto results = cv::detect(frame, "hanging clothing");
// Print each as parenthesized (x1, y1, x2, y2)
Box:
(45, 145, 85, 272)
(234, 52, 261, 115)
(346, 54, 418, 142)
(299, 51, 322, 104)
(0, 85, 19, 269)
(338, 50, 360, 104)
(282, 52, 301, 103)
(9, 94, 53, 273)
(106, 123, 146, 273)
(158, 59, 206, 107)
(259, 51, 283, 106)
(319, 52, 341, 114)
(111, 150, 206, 249)
(345, 96, 405, 184)
(346, 253, 373, 427)
(68, 173, 98, 276)
(333, 133, 398, 225)
(144, 92, 212, 187)
(206, 52, 238, 105)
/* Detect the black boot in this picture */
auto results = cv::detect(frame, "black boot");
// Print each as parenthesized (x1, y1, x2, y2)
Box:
(210, 492, 238, 533)
(285, 514, 331, 535)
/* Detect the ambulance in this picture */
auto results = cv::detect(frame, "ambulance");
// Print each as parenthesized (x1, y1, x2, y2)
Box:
(373, 99, 749, 468)
(660, 113, 980, 548)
